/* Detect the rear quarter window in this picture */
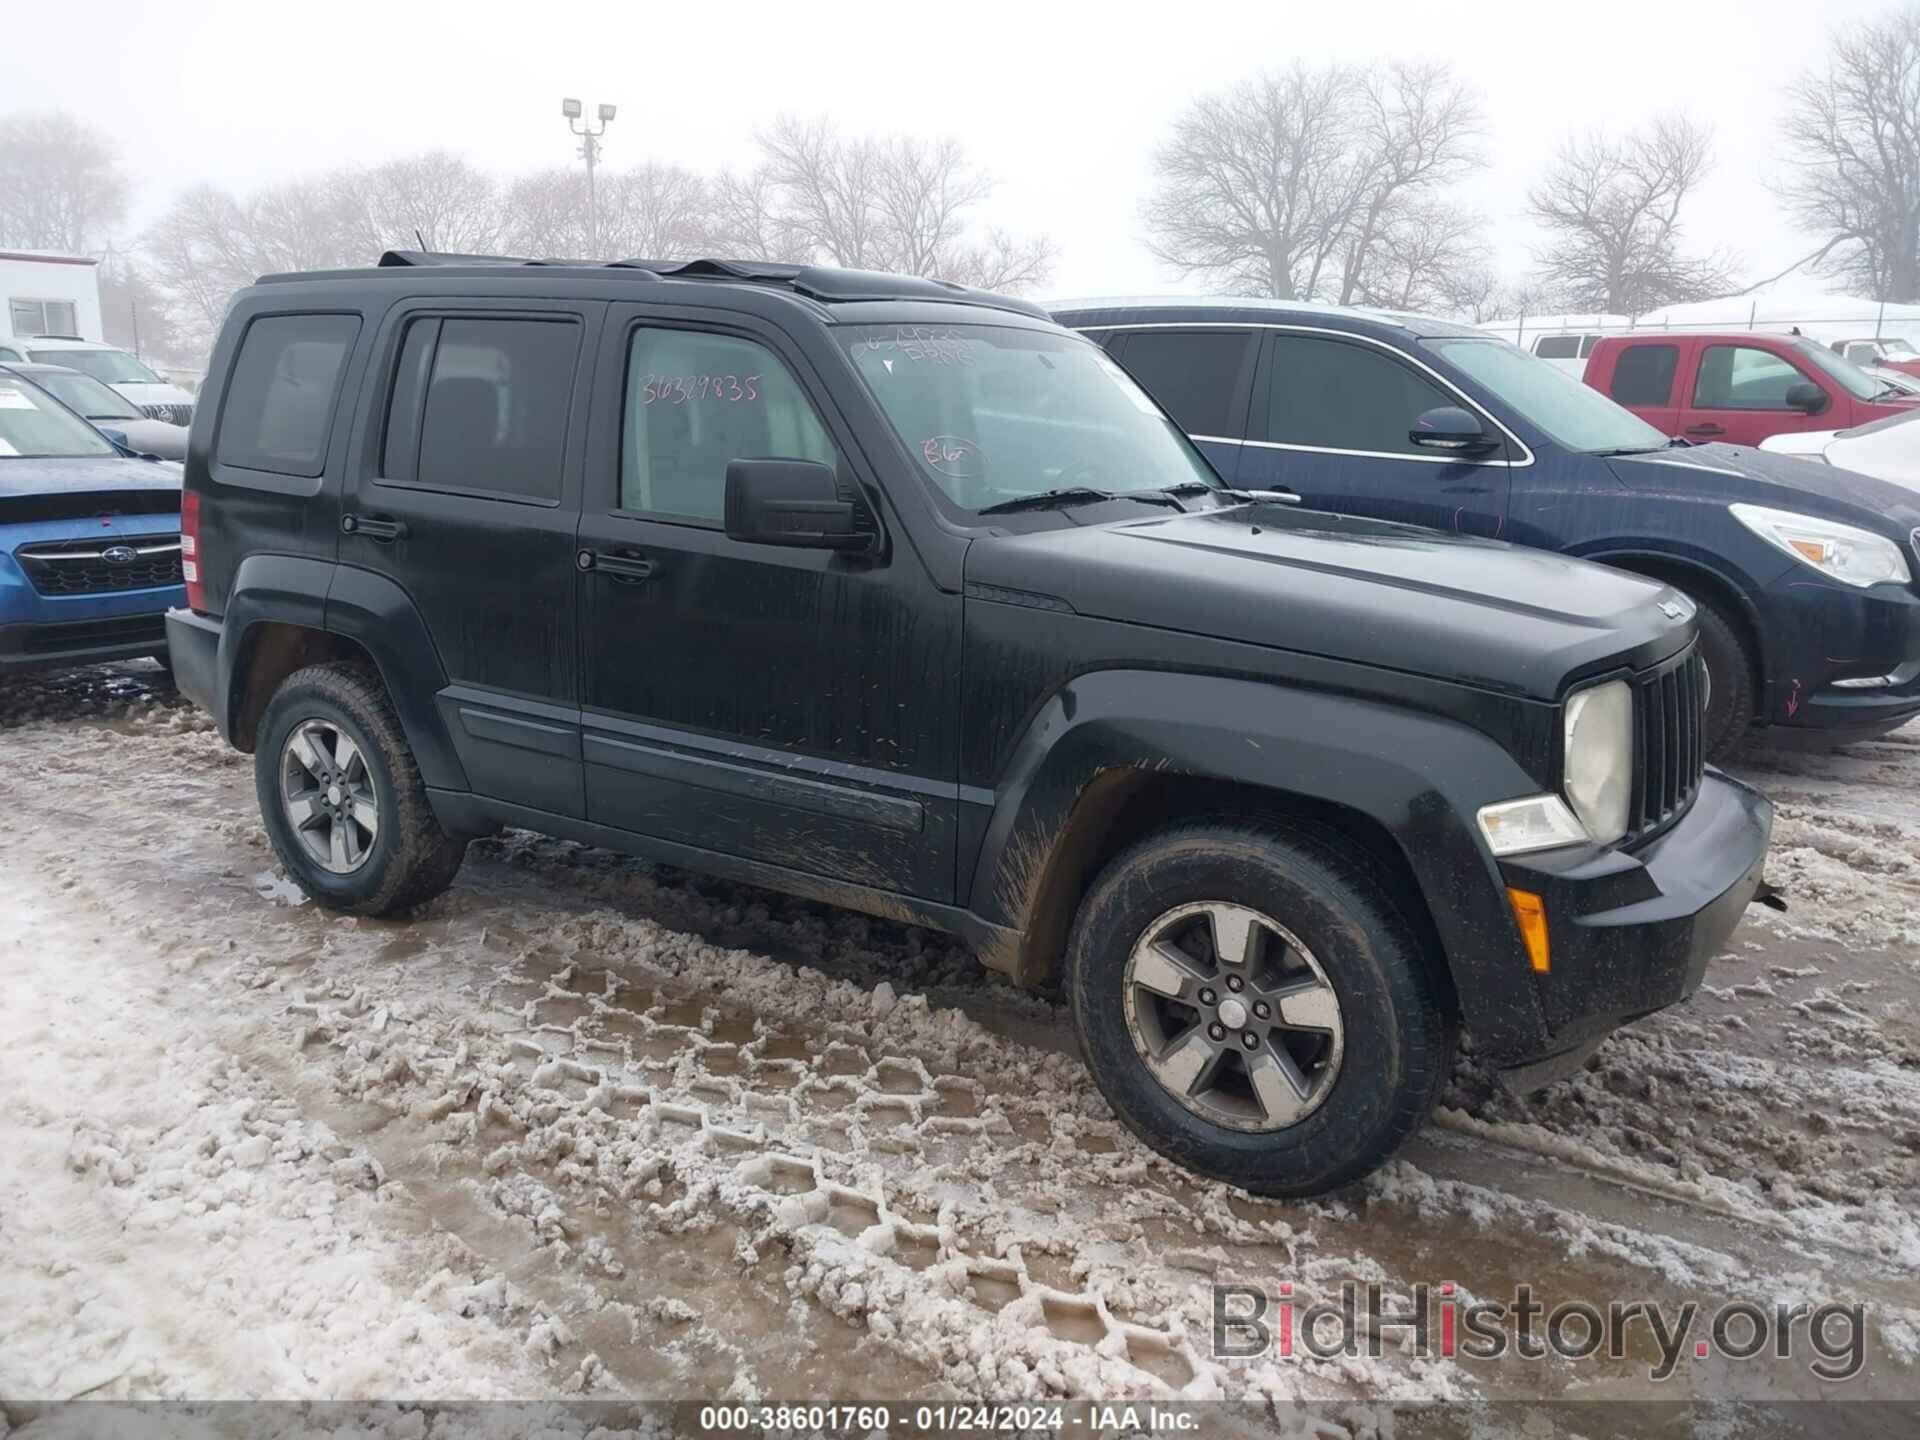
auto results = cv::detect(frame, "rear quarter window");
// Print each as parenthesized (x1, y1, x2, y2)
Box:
(215, 313, 361, 478)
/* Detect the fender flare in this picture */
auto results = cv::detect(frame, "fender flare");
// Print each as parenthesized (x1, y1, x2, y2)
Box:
(218, 556, 468, 792)
(967, 669, 1555, 1056)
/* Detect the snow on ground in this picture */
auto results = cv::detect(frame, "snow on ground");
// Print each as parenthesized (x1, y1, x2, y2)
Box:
(1, 663, 1917, 1432)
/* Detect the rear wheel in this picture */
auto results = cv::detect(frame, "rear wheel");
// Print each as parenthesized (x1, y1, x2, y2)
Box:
(1691, 597, 1755, 763)
(1065, 823, 1453, 1197)
(255, 662, 466, 915)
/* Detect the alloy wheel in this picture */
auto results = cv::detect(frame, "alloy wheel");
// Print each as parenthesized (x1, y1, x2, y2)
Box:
(279, 719, 379, 875)
(1122, 900, 1345, 1132)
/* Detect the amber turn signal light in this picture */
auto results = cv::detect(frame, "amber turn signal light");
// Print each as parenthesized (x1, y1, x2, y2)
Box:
(1507, 887, 1550, 973)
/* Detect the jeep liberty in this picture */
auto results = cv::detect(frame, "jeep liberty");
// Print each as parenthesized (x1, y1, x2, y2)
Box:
(167, 254, 1772, 1195)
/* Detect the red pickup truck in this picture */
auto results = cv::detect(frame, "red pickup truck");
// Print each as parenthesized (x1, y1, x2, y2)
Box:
(1584, 332, 1920, 447)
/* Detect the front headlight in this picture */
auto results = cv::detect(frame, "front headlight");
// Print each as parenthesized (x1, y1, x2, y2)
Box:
(1563, 679, 1633, 846)
(1730, 502, 1911, 588)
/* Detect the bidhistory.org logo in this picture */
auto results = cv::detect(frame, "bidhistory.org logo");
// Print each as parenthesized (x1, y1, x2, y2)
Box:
(1213, 1281, 1867, 1382)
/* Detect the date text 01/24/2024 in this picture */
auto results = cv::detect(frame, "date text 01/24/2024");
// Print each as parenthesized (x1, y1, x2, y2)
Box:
(695, 1403, 1200, 1432)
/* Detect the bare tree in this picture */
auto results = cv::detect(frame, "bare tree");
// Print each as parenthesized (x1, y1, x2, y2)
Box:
(709, 168, 810, 263)
(1142, 61, 1484, 302)
(1335, 63, 1484, 303)
(1143, 65, 1364, 300)
(334, 150, 502, 256)
(747, 115, 1054, 290)
(1352, 198, 1491, 313)
(143, 178, 358, 353)
(1527, 113, 1735, 314)
(500, 161, 717, 259)
(1779, 8, 1920, 300)
(97, 256, 180, 360)
(0, 111, 128, 254)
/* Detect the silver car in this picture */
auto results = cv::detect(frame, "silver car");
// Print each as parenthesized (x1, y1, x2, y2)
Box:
(0, 362, 189, 461)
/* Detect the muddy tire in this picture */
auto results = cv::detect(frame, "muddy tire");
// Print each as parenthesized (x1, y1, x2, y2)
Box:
(255, 662, 466, 916)
(1065, 823, 1453, 1197)
(1693, 597, 1756, 763)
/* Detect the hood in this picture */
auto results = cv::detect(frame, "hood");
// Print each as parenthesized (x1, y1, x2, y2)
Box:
(110, 418, 190, 462)
(965, 504, 1692, 702)
(1610, 442, 1920, 532)
(0, 456, 182, 522)
(109, 381, 196, 406)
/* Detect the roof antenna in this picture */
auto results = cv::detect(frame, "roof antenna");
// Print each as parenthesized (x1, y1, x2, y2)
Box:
(414, 228, 428, 252)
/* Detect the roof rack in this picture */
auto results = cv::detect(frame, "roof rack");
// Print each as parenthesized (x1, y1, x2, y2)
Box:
(29, 333, 89, 341)
(372, 250, 1048, 320)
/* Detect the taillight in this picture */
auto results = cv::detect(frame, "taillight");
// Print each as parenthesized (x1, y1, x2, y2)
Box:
(180, 488, 206, 613)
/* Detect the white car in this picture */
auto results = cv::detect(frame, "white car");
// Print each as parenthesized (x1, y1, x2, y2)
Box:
(1759, 409, 1920, 488)
(11, 337, 195, 425)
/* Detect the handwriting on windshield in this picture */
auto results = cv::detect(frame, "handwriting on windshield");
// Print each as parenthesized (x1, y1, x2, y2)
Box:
(864, 327, 974, 366)
(920, 435, 983, 478)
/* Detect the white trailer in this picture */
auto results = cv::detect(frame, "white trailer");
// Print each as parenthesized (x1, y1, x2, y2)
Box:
(0, 250, 104, 359)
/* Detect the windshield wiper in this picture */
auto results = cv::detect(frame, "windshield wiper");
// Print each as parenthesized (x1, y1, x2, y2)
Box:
(1589, 444, 1670, 457)
(978, 486, 1187, 516)
(976, 486, 1117, 515)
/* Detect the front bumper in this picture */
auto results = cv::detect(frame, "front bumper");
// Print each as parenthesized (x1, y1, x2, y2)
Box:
(1490, 769, 1771, 1086)
(1761, 570, 1920, 734)
(0, 612, 172, 673)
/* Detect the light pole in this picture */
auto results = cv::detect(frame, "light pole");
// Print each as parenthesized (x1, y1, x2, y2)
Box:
(562, 98, 616, 257)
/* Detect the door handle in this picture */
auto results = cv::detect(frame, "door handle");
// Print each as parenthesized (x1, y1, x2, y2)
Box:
(341, 513, 407, 542)
(577, 548, 656, 583)
(1684, 423, 1725, 437)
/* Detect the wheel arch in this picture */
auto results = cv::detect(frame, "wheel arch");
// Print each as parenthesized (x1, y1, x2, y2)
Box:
(217, 556, 468, 791)
(967, 670, 1551, 1057)
(1577, 545, 1766, 697)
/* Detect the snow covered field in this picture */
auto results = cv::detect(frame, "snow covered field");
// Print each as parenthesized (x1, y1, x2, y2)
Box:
(1, 663, 1917, 1435)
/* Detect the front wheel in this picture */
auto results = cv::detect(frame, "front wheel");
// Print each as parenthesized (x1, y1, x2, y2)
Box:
(255, 662, 466, 915)
(1692, 598, 1756, 763)
(1065, 823, 1454, 1197)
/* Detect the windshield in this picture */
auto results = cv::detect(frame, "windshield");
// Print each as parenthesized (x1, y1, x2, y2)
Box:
(0, 377, 116, 457)
(33, 369, 142, 419)
(1793, 339, 1886, 400)
(28, 347, 162, 385)
(1877, 338, 1919, 358)
(1423, 337, 1671, 452)
(838, 324, 1218, 511)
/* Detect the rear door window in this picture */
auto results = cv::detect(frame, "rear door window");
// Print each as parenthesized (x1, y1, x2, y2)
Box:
(379, 315, 580, 503)
(1534, 336, 1581, 360)
(216, 313, 360, 477)
(1257, 333, 1455, 457)
(1111, 330, 1254, 437)
(1609, 344, 1679, 407)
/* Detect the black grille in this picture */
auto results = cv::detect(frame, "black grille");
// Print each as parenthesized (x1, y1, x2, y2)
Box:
(1629, 647, 1707, 836)
(14, 614, 166, 656)
(15, 535, 183, 595)
(140, 402, 192, 426)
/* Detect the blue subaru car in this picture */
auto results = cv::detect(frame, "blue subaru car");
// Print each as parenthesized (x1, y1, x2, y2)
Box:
(0, 370, 183, 675)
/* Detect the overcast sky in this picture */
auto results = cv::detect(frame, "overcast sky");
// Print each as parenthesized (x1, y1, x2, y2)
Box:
(2, 0, 1902, 302)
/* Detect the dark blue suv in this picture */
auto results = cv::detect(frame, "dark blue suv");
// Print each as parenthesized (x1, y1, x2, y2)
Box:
(1054, 299, 1920, 758)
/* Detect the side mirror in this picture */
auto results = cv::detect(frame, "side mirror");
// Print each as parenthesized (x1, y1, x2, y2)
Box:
(1785, 382, 1828, 415)
(724, 458, 873, 551)
(1409, 405, 1500, 456)
(98, 427, 131, 450)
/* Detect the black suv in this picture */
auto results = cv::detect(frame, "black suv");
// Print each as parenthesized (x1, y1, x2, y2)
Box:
(167, 253, 1771, 1196)
(1053, 299, 1920, 760)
